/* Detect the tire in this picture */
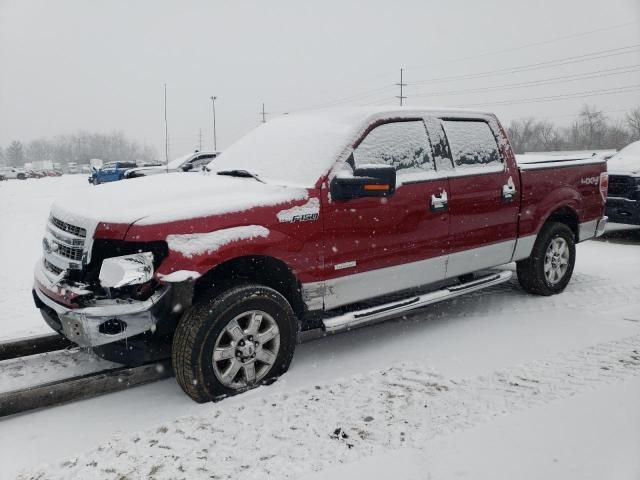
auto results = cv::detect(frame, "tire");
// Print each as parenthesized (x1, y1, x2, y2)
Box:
(172, 285, 298, 402)
(516, 221, 576, 296)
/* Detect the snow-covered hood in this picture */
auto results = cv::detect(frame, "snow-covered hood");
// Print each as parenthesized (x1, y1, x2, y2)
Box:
(607, 141, 640, 175)
(607, 154, 640, 175)
(51, 172, 309, 231)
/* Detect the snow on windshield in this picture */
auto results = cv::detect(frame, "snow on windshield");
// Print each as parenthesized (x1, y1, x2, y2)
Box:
(211, 113, 358, 187)
(167, 153, 193, 170)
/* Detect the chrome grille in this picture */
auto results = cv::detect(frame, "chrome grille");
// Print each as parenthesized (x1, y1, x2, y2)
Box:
(44, 216, 88, 268)
(607, 175, 635, 199)
(44, 259, 63, 275)
(50, 216, 87, 238)
(53, 241, 84, 261)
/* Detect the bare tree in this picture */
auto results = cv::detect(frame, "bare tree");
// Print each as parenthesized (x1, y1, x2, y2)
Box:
(3, 132, 159, 166)
(6, 140, 25, 166)
(626, 107, 640, 140)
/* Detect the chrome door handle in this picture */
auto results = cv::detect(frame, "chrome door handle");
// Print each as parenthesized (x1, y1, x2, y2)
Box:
(502, 176, 516, 201)
(431, 190, 448, 212)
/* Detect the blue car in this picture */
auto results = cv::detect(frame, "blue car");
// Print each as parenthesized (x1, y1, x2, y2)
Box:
(89, 161, 138, 184)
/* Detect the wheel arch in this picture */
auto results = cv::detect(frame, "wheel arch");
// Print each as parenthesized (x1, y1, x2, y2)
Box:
(543, 206, 579, 241)
(192, 255, 306, 317)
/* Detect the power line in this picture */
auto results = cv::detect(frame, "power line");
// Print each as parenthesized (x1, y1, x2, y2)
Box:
(405, 21, 640, 74)
(283, 84, 395, 113)
(545, 108, 631, 119)
(410, 44, 640, 86)
(412, 64, 640, 99)
(271, 21, 640, 118)
(457, 83, 640, 108)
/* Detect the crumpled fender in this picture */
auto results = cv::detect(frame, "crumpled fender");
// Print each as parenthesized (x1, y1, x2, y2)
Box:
(154, 226, 304, 282)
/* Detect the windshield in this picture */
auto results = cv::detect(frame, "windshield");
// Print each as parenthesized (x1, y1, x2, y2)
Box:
(167, 153, 194, 170)
(210, 113, 359, 187)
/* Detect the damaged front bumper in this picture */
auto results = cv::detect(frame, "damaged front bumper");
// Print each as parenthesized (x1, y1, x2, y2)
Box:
(33, 261, 173, 348)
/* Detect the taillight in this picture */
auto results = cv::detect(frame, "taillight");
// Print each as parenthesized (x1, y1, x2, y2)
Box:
(599, 172, 608, 202)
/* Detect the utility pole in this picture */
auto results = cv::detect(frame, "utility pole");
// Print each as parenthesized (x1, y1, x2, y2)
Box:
(260, 103, 268, 123)
(210, 96, 218, 152)
(198, 129, 203, 151)
(396, 68, 407, 106)
(164, 83, 169, 172)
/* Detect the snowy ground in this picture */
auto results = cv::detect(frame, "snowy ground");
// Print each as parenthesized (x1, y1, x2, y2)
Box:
(1, 176, 639, 479)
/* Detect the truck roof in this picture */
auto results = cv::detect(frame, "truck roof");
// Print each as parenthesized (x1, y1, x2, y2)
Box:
(213, 106, 496, 188)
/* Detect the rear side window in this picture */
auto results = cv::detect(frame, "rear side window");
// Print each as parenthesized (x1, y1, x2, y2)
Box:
(442, 120, 502, 168)
(353, 120, 434, 176)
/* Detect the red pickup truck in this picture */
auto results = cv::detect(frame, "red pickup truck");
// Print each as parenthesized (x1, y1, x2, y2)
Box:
(33, 107, 608, 402)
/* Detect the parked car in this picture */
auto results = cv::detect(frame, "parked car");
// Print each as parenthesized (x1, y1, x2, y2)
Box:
(123, 151, 219, 179)
(89, 161, 138, 184)
(67, 162, 81, 174)
(605, 140, 640, 226)
(25, 169, 45, 179)
(33, 107, 607, 403)
(0, 166, 27, 180)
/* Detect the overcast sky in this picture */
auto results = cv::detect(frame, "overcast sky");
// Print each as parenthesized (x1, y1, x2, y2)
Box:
(1, 0, 639, 158)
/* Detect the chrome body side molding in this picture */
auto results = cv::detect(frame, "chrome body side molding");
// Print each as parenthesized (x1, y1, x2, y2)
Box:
(444, 240, 515, 279)
(322, 270, 512, 333)
(578, 217, 607, 242)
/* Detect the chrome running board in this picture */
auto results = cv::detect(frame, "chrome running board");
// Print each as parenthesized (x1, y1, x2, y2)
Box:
(322, 270, 512, 333)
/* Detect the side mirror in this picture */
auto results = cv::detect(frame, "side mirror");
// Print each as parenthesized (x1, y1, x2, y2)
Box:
(330, 165, 396, 200)
(181, 163, 193, 171)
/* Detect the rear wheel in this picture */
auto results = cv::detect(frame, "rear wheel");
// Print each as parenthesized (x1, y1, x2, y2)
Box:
(517, 222, 576, 296)
(172, 285, 298, 402)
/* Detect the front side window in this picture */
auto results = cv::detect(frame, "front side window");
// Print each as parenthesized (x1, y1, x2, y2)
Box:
(442, 120, 502, 168)
(353, 120, 434, 176)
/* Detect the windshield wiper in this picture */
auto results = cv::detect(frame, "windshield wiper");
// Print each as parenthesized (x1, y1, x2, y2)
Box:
(216, 169, 265, 183)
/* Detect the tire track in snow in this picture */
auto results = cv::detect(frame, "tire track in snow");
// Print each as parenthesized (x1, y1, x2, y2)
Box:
(434, 276, 640, 319)
(21, 333, 640, 480)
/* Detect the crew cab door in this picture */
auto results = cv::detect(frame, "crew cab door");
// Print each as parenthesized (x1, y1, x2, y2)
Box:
(322, 119, 450, 310)
(439, 118, 521, 277)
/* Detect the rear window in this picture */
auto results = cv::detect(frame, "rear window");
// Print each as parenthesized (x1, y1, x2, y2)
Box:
(442, 120, 502, 169)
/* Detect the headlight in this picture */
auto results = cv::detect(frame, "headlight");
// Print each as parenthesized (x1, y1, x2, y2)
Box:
(99, 252, 154, 288)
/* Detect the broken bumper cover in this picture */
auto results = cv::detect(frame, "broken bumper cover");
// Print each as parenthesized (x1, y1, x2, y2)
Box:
(33, 274, 173, 348)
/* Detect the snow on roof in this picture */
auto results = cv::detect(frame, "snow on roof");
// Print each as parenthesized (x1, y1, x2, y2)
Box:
(212, 106, 494, 188)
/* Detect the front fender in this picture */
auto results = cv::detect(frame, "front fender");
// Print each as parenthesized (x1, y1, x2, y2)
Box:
(154, 227, 304, 282)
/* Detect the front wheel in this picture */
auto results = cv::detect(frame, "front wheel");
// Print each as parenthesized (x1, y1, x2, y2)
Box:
(172, 285, 298, 402)
(517, 222, 576, 296)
